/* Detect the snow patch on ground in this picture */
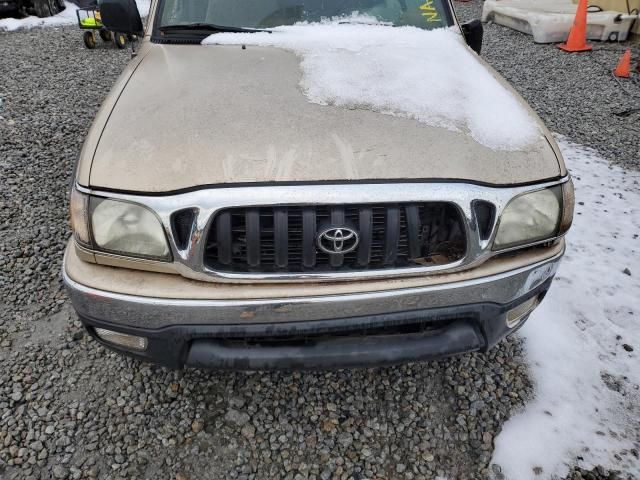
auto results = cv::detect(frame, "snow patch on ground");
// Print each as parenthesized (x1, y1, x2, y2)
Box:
(203, 20, 541, 151)
(0, 0, 149, 31)
(492, 138, 640, 479)
(0, 2, 78, 31)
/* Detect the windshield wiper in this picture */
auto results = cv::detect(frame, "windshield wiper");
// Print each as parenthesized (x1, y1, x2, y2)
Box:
(159, 23, 271, 34)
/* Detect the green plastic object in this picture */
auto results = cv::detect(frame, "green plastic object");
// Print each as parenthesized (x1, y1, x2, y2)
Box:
(80, 17, 103, 27)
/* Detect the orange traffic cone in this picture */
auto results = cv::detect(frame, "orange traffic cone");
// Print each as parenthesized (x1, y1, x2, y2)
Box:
(614, 49, 632, 78)
(558, 0, 593, 52)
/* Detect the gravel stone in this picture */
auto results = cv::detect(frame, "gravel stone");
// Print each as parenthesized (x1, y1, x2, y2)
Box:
(191, 420, 204, 433)
(229, 396, 246, 409)
(0, 3, 637, 479)
(29, 441, 43, 452)
(52, 465, 67, 479)
(240, 424, 256, 439)
(224, 409, 251, 428)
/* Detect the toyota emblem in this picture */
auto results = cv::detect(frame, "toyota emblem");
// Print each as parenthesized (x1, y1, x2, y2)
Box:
(317, 227, 359, 254)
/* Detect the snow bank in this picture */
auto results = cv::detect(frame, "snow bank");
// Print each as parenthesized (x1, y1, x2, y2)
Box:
(492, 139, 640, 479)
(0, 1, 78, 31)
(0, 0, 149, 31)
(203, 20, 541, 151)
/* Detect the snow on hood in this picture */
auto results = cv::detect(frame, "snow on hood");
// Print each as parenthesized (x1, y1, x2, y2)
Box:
(203, 19, 541, 151)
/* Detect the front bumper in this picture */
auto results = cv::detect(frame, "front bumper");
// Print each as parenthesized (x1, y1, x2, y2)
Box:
(63, 244, 563, 370)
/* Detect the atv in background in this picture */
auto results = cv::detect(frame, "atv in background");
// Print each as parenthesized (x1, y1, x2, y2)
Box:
(0, 0, 65, 18)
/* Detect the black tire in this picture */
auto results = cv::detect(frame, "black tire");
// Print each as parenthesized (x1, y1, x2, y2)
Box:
(99, 29, 112, 42)
(55, 0, 65, 11)
(47, 0, 60, 14)
(83, 31, 97, 49)
(113, 32, 127, 49)
(33, 0, 52, 18)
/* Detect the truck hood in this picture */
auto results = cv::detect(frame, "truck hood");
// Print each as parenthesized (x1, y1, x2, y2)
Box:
(85, 43, 562, 193)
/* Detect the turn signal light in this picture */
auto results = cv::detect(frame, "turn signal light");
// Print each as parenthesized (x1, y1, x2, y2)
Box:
(506, 296, 540, 329)
(94, 328, 148, 351)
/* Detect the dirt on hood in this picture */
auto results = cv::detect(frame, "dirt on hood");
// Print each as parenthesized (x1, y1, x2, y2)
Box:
(83, 43, 562, 193)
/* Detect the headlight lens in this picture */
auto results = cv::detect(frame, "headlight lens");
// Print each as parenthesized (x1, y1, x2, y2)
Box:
(69, 187, 172, 261)
(493, 186, 562, 250)
(90, 198, 171, 260)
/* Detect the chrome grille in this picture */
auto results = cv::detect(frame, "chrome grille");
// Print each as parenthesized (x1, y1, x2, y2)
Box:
(203, 203, 466, 273)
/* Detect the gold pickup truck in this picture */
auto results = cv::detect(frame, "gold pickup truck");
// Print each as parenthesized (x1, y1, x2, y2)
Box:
(63, 0, 574, 370)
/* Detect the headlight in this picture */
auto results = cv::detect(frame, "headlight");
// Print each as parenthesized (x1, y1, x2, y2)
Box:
(91, 198, 171, 260)
(69, 187, 171, 261)
(493, 185, 567, 250)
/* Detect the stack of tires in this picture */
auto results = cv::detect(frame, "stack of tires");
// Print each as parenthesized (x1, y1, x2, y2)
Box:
(33, 0, 65, 17)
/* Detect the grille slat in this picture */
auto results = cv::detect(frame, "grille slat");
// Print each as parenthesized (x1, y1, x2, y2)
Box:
(405, 205, 421, 259)
(357, 207, 373, 266)
(216, 211, 232, 265)
(204, 203, 466, 273)
(302, 208, 317, 268)
(384, 205, 400, 265)
(274, 207, 288, 268)
(246, 209, 260, 267)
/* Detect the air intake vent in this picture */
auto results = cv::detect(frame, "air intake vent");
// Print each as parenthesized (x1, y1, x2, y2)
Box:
(473, 201, 495, 241)
(171, 209, 196, 250)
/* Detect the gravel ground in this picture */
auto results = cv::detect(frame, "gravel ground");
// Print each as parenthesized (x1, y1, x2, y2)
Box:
(0, 3, 637, 479)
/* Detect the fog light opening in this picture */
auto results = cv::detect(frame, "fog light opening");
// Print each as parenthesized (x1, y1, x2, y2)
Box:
(506, 296, 540, 329)
(94, 328, 148, 351)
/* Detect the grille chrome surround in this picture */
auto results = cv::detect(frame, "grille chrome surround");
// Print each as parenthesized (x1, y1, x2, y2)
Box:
(75, 178, 569, 283)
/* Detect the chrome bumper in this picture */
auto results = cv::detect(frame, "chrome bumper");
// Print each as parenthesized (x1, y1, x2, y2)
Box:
(63, 248, 563, 369)
(64, 248, 562, 330)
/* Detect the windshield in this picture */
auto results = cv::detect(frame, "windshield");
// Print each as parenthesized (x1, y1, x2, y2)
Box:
(158, 0, 453, 31)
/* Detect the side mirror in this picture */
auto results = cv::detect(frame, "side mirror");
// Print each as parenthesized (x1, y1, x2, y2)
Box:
(461, 19, 483, 55)
(98, 0, 144, 37)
